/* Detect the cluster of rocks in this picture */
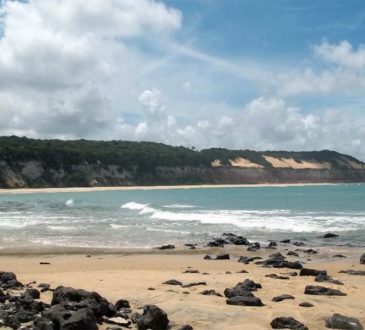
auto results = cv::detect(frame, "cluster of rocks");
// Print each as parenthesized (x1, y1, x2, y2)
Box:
(0, 271, 173, 330)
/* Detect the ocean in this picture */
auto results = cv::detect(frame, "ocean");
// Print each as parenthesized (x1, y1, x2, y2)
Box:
(0, 184, 364, 249)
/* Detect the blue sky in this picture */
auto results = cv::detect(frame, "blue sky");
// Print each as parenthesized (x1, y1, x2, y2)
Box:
(0, 0, 365, 160)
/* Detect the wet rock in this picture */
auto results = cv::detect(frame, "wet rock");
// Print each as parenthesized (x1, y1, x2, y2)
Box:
(199, 289, 222, 297)
(323, 233, 339, 238)
(360, 253, 365, 264)
(292, 241, 305, 247)
(136, 305, 169, 330)
(207, 238, 228, 247)
(156, 244, 175, 250)
(162, 279, 182, 286)
(247, 242, 260, 252)
(339, 270, 365, 276)
(281, 239, 291, 244)
(304, 285, 346, 296)
(181, 282, 206, 288)
(271, 316, 308, 330)
(223, 233, 250, 245)
(315, 274, 343, 285)
(300, 268, 327, 276)
(299, 302, 313, 308)
(272, 294, 295, 302)
(325, 313, 363, 330)
(226, 296, 264, 306)
(267, 241, 278, 248)
(287, 251, 299, 257)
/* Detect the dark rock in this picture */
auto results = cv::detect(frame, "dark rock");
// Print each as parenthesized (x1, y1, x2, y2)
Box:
(287, 251, 299, 257)
(204, 254, 230, 260)
(179, 325, 193, 330)
(360, 253, 365, 264)
(271, 316, 308, 330)
(183, 269, 199, 274)
(199, 289, 222, 297)
(323, 233, 339, 238)
(281, 239, 291, 244)
(225, 271, 232, 274)
(136, 305, 169, 330)
(162, 279, 182, 286)
(247, 242, 260, 251)
(15, 309, 36, 322)
(4, 315, 21, 329)
(325, 313, 363, 330)
(224, 279, 261, 298)
(296, 248, 317, 254)
(259, 258, 303, 269)
(300, 268, 327, 276)
(333, 254, 346, 258)
(299, 302, 314, 308)
(304, 285, 346, 296)
(283, 272, 298, 276)
(315, 274, 343, 285)
(156, 244, 175, 250)
(207, 238, 228, 247)
(272, 294, 295, 302)
(237, 269, 248, 273)
(181, 282, 206, 288)
(38, 283, 51, 292)
(33, 318, 54, 330)
(226, 296, 264, 306)
(115, 299, 130, 310)
(26, 288, 41, 299)
(292, 241, 305, 247)
(131, 312, 141, 324)
(267, 241, 278, 248)
(265, 274, 290, 280)
(51, 286, 113, 318)
(39, 262, 51, 265)
(339, 270, 365, 276)
(237, 256, 262, 264)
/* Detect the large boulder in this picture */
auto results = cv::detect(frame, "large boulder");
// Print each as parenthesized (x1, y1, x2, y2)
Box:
(304, 285, 346, 296)
(325, 313, 363, 330)
(136, 305, 169, 330)
(226, 296, 263, 306)
(224, 279, 261, 298)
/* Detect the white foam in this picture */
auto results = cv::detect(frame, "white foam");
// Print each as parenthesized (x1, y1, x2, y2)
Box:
(146, 227, 191, 235)
(65, 199, 74, 206)
(164, 204, 195, 209)
(47, 225, 75, 231)
(121, 202, 148, 210)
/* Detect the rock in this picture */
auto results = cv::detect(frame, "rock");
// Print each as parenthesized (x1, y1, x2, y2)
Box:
(223, 233, 249, 245)
(237, 269, 248, 273)
(181, 282, 206, 288)
(136, 305, 169, 330)
(360, 253, 365, 264)
(204, 254, 230, 260)
(131, 312, 141, 324)
(287, 251, 299, 257)
(4, 315, 21, 329)
(304, 285, 346, 296)
(33, 318, 54, 330)
(323, 233, 339, 238)
(292, 241, 305, 247)
(315, 274, 343, 285)
(339, 270, 365, 276)
(183, 269, 199, 274)
(247, 242, 260, 251)
(296, 248, 317, 254)
(258, 258, 303, 269)
(51, 286, 114, 318)
(179, 325, 193, 330)
(267, 241, 278, 248)
(265, 274, 289, 280)
(283, 272, 298, 276)
(156, 244, 175, 250)
(333, 254, 346, 258)
(281, 239, 291, 243)
(299, 302, 314, 308)
(271, 316, 308, 330)
(300, 268, 327, 276)
(115, 299, 130, 310)
(325, 313, 363, 330)
(199, 289, 222, 297)
(224, 279, 261, 298)
(272, 294, 295, 302)
(25, 288, 41, 299)
(226, 296, 264, 306)
(162, 279, 182, 286)
(207, 238, 228, 247)
(38, 283, 51, 292)
(237, 256, 262, 264)
(39, 262, 51, 265)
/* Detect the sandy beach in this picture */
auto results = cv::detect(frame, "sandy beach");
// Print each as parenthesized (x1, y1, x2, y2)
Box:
(0, 182, 339, 195)
(1, 245, 364, 329)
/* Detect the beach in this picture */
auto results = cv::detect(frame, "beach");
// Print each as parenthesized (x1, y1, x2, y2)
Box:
(1, 244, 364, 329)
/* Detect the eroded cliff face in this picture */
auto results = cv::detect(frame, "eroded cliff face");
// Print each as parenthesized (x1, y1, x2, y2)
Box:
(1, 160, 364, 188)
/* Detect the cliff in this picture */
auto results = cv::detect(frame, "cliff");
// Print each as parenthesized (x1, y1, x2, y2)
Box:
(0, 136, 364, 188)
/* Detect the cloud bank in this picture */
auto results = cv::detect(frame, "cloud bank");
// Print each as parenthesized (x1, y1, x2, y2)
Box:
(0, 0, 364, 160)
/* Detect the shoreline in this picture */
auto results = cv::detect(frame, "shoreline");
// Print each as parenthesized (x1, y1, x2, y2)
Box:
(0, 182, 346, 195)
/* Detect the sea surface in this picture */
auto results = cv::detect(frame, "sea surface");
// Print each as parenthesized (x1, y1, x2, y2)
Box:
(0, 184, 364, 249)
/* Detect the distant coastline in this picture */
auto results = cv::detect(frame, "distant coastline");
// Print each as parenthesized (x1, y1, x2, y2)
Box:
(0, 182, 341, 194)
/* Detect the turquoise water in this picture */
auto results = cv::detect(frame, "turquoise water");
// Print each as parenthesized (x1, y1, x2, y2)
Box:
(0, 184, 364, 249)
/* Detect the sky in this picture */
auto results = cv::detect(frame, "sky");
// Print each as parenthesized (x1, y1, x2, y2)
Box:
(0, 0, 365, 160)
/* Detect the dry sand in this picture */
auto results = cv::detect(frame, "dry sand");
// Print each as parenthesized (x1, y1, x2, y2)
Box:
(1, 245, 364, 329)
